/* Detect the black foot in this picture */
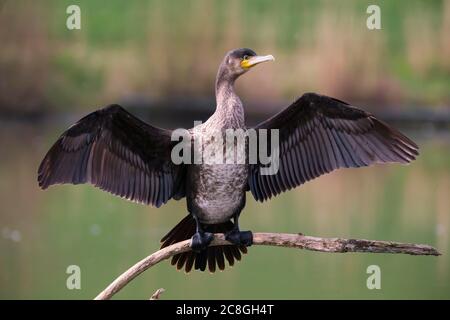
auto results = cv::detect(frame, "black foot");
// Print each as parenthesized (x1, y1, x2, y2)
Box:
(225, 229, 253, 246)
(191, 232, 213, 253)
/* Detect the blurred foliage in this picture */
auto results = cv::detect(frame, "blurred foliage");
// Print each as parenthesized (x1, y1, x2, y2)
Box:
(0, 0, 449, 114)
(0, 1, 449, 300)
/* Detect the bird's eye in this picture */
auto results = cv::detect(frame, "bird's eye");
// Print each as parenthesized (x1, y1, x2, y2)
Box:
(243, 55, 249, 60)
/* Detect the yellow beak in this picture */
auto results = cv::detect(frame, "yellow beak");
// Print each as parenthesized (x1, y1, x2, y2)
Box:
(240, 54, 275, 69)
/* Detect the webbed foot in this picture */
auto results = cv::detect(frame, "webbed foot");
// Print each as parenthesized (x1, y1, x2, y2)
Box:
(191, 232, 214, 252)
(225, 229, 253, 247)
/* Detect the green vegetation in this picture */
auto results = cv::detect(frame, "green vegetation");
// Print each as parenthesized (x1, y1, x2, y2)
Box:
(1, 0, 449, 112)
(0, 0, 449, 300)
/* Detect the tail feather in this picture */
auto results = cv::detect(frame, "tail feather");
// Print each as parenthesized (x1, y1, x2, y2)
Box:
(160, 214, 247, 273)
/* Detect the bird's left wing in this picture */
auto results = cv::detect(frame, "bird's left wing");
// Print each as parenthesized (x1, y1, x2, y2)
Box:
(248, 93, 419, 202)
(38, 104, 185, 207)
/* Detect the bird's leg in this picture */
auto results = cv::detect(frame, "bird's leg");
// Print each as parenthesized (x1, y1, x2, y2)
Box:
(225, 212, 253, 247)
(190, 214, 213, 253)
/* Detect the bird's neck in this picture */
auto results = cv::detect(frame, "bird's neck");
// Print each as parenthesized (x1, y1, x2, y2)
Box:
(214, 72, 244, 127)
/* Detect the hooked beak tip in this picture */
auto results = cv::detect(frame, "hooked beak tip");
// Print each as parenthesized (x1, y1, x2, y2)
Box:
(241, 54, 275, 68)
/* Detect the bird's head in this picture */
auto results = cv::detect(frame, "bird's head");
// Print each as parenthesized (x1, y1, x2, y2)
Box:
(218, 48, 275, 82)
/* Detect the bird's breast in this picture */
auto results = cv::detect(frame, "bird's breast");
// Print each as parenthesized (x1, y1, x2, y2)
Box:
(187, 121, 248, 224)
(190, 163, 248, 224)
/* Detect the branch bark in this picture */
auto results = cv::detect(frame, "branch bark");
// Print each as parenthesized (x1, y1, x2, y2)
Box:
(94, 232, 440, 300)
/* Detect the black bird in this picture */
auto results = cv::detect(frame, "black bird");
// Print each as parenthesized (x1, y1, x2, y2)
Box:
(38, 48, 419, 273)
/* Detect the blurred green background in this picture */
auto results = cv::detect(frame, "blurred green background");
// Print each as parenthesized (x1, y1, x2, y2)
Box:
(0, 0, 449, 299)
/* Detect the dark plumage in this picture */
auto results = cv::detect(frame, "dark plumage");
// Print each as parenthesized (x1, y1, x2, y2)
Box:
(249, 93, 418, 201)
(38, 104, 185, 207)
(38, 48, 419, 273)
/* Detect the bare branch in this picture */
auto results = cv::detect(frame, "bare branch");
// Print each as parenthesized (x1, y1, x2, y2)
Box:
(94, 232, 440, 300)
(149, 288, 165, 300)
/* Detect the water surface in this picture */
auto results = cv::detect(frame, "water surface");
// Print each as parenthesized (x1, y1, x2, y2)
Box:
(0, 123, 448, 299)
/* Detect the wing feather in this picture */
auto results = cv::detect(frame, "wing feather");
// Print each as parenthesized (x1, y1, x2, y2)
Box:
(38, 104, 185, 207)
(249, 93, 419, 201)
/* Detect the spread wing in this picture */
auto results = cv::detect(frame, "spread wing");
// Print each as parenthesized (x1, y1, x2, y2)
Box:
(249, 93, 419, 201)
(38, 104, 185, 207)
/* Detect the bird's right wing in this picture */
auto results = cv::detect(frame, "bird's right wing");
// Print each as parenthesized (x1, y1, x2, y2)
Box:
(38, 104, 185, 207)
(249, 93, 419, 202)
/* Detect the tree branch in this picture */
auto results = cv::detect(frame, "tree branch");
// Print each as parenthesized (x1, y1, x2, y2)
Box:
(149, 288, 165, 300)
(94, 232, 440, 300)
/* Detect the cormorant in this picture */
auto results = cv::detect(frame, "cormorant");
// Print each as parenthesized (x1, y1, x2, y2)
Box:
(38, 48, 419, 273)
